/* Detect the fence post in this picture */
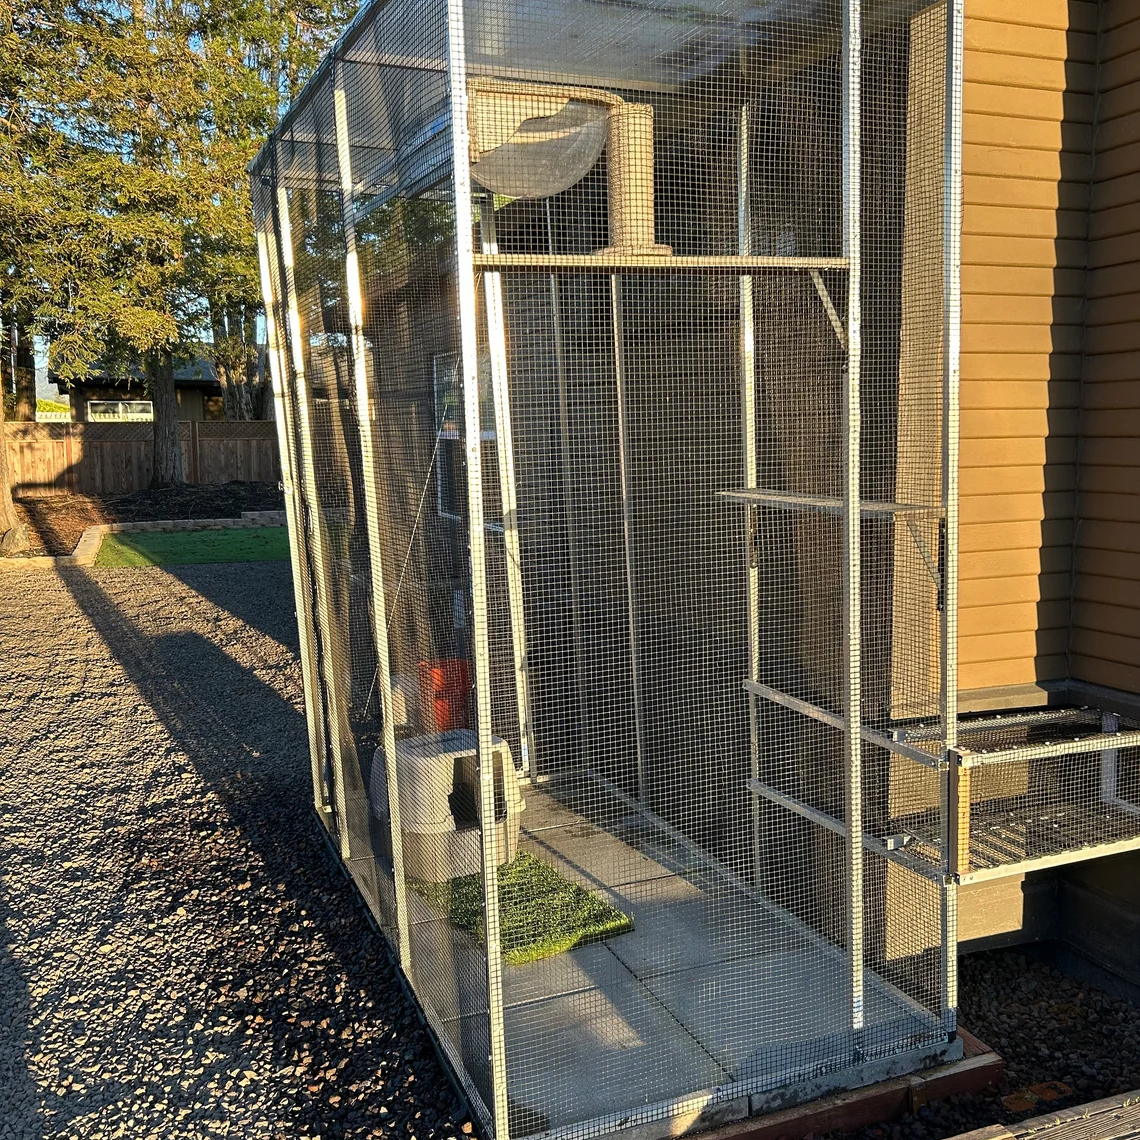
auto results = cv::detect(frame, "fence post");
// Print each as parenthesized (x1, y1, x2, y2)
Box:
(188, 419, 200, 483)
(64, 423, 76, 494)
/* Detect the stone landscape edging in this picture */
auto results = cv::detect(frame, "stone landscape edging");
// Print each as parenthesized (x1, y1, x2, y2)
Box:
(0, 510, 288, 572)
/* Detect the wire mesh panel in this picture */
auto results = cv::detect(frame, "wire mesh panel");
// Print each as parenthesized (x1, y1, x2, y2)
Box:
(955, 710, 1140, 879)
(252, 0, 965, 1136)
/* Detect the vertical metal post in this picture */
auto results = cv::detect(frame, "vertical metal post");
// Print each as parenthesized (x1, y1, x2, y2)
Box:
(611, 273, 648, 805)
(739, 101, 762, 883)
(546, 202, 590, 767)
(842, 0, 865, 1037)
(256, 211, 330, 822)
(447, 4, 510, 1134)
(333, 74, 412, 970)
(1100, 711, 1120, 805)
(939, 0, 964, 1032)
(480, 199, 536, 777)
(276, 180, 356, 860)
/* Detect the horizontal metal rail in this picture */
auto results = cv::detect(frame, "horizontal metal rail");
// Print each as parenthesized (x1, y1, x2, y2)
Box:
(723, 488, 942, 515)
(471, 253, 850, 273)
(745, 677, 844, 730)
(748, 779, 947, 885)
(960, 728, 1140, 768)
(743, 678, 944, 769)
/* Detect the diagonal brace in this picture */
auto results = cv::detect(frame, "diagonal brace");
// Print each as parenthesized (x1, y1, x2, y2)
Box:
(810, 268, 847, 349)
(905, 514, 942, 593)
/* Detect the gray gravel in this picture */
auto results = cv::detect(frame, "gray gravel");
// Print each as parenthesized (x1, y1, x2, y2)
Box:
(0, 563, 467, 1140)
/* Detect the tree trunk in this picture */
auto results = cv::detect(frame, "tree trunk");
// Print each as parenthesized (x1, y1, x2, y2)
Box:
(0, 379, 28, 554)
(148, 348, 184, 487)
(10, 308, 36, 421)
(211, 304, 256, 421)
(257, 344, 275, 420)
(229, 306, 255, 420)
(14, 365, 35, 422)
(216, 357, 239, 421)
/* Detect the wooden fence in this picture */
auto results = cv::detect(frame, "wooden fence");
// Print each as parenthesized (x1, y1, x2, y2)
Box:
(4, 420, 281, 497)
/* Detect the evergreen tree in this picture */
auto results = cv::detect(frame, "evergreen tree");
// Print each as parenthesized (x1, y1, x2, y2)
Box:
(0, 0, 346, 489)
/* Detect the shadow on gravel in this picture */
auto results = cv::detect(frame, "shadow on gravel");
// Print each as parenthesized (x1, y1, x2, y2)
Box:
(164, 561, 297, 647)
(0, 892, 44, 1139)
(58, 565, 460, 1138)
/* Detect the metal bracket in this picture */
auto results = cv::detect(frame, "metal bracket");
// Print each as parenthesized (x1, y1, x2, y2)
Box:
(905, 514, 942, 596)
(945, 749, 967, 878)
(809, 268, 847, 349)
(882, 833, 915, 851)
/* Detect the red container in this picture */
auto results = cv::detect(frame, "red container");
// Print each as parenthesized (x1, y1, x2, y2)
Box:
(418, 658, 472, 731)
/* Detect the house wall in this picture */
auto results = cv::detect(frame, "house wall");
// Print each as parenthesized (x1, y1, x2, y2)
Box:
(958, 0, 1096, 696)
(177, 388, 205, 421)
(1070, 0, 1140, 695)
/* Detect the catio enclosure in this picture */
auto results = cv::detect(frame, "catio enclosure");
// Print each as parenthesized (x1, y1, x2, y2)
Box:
(251, 0, 1134, 1136)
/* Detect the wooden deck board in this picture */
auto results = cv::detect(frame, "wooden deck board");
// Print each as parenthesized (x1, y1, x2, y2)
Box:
(951, 1092, 1140, 1140)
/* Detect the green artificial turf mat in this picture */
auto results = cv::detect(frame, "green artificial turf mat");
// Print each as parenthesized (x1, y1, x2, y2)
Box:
(95, 527, 290, 567)
(414, 850, 633, 965)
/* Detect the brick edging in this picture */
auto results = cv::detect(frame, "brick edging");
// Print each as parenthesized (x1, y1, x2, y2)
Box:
(1, 511, 288, 572)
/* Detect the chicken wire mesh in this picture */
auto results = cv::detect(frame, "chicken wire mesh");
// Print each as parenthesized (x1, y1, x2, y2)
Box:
(251, 0, 970, 1136)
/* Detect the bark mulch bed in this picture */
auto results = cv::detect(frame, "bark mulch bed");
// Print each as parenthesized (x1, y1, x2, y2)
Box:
(13, 482, 286, 557)
(828, 950, 1140, 1140)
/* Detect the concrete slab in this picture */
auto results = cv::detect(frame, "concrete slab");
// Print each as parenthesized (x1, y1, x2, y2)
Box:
(504, 941, 634, 1008)
(523, 787, 603, 832)
(397, 773, 952, 1140)
(522, 784, 718, 891)
(499, 968, 729, 1132)
(521, 821, 688, 894)
(604, 886, 793, 979)
(640, 950, 933, 1084)
(406, 907, 490, 1028)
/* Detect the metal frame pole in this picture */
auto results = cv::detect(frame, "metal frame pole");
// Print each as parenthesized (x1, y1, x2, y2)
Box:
(1100, 711, 1121, 805)
(939, 0, 964, 1033)
(333, 73, 412, 970)
(276, 179, 356, 861)
(739, 100, 762, 884)
(447, 2, 510, 1133)
(545, 202, 590, 767)
(256, 209, 330, 822)
(479, 198, 537, 777)
(842, 0, 865, 1037)
(611, 274, 648, 805)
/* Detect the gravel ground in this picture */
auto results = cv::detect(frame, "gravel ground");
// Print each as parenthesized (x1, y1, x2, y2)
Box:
(2, 562, 1139, 1140)
(0, 562, 465, 1140)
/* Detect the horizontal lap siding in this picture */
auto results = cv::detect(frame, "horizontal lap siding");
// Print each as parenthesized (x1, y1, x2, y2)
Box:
(1072, 2, 1140, 695)
(959, 0, 1095, 691)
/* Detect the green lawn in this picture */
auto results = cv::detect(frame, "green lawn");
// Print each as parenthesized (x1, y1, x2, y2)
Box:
(414, 850, 634, 965)
(95, 527, 290, 567)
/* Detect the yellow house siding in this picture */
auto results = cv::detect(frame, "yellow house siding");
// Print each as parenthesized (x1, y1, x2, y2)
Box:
(1071, 5, 1140, 695)
(957, 0, 1096, 692)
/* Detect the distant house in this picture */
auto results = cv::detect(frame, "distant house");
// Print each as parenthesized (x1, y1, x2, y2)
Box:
(53, 353, 226, 422)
